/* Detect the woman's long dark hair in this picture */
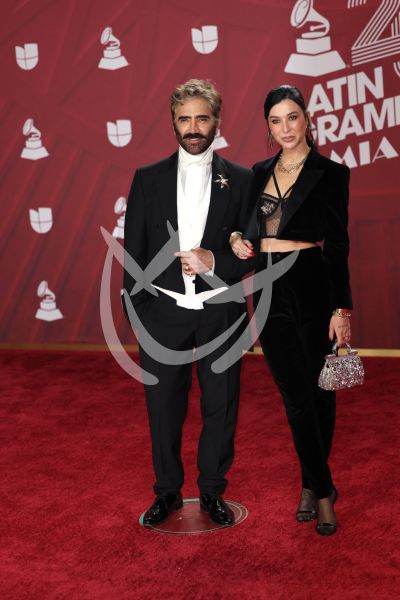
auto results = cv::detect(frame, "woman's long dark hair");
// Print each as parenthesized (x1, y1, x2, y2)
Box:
(264, 85, 314, 146)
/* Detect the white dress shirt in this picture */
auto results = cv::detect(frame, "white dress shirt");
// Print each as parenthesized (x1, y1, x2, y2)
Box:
(153, 145, 227, 309)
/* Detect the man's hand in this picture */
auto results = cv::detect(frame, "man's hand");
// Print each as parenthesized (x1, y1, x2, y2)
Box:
(175, 247, 214, 276)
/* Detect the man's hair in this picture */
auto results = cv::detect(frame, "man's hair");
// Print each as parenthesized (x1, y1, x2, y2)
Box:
(170, 79, 222, 120)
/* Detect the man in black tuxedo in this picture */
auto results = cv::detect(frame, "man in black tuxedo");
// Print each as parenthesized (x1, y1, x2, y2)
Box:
(123, 79, 254, 526)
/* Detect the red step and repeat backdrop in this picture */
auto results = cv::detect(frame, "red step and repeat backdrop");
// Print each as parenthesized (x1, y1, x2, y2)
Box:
(0, 0, 399, 348)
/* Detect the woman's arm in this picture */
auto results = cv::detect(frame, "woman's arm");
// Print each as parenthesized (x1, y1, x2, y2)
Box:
(323, 164, 352, 310)
(329, 310, 352, 346)
(229, 232, 254, 259)
(323, 164, 353, 345)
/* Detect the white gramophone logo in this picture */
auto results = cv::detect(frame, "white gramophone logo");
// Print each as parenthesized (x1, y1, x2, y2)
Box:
(98, 27, 128, 70)
(15, 43, 39, 70)
(107, 120, 132, 147)
(192, 26, 218, 54)
(213, 128, 229, 150)
(285, 0, 346, 77)
(21, 118, 49, 160)
(112, 196, 126, 239)
(35, 281, 63, 321)
(29, 207, 53, 234)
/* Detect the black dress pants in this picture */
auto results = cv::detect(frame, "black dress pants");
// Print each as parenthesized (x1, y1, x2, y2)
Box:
(138, 293, 243, 496)
(255, 247, 335, 499)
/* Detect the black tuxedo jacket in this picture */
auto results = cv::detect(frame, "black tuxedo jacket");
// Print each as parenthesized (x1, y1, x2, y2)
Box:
(123, 151, 254, 316)
(243, 147, 352, 310)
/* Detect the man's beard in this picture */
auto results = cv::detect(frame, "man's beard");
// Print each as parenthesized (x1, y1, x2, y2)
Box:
(174, 125, 217, 155)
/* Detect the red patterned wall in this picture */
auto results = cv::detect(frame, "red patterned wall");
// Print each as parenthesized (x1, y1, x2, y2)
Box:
(1, 0, 399, 348)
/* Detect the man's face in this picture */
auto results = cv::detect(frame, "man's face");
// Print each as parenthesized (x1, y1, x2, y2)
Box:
(173, 97, 218, 155)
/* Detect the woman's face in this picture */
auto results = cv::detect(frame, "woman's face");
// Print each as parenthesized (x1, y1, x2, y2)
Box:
(267, 99, 308, 151)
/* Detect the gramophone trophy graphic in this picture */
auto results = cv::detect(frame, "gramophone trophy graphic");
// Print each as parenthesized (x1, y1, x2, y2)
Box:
(98, 27, 128, 70)
(21, 118, 49, 160)
(112, 196, 127, 239)
(285, 0, 346, 77)
(213, 128, 229, 150)
(35, 281, 63, 321)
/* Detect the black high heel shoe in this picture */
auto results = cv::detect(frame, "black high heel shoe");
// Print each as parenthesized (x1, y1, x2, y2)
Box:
(296, 488, 317, 522)
(316, 486, 338, 536)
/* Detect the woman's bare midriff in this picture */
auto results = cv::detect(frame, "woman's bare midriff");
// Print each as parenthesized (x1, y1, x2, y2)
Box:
(260, 238, 318, 253)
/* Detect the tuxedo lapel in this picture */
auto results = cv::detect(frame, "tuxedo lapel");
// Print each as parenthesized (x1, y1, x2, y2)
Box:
(156, 152, 178, 232)
(277, 148, 325, 235)
(201, 153, 231, 246)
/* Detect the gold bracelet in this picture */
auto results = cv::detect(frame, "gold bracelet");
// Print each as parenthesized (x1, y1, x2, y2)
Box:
(229, 231, 242, 241)
(332, 309, 352, 318)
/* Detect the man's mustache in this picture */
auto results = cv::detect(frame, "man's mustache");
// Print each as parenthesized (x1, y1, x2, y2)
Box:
(183, 133, 207, 140)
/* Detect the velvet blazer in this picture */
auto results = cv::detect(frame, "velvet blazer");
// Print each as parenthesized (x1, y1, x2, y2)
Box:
(243, 147, 352, 310)
(123, 151, 255, 315)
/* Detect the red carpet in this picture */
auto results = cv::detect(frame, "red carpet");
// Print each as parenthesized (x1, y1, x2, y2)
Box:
(1, 350, 399, 599)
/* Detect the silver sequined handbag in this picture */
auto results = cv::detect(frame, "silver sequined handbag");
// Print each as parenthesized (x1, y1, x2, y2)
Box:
(318, 342, 364, 391)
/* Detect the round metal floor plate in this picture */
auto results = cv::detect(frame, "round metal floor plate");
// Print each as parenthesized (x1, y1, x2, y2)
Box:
(139, 498, 248, 534)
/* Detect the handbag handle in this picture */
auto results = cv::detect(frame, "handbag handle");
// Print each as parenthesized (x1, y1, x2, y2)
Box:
(331, 341, 357, 355)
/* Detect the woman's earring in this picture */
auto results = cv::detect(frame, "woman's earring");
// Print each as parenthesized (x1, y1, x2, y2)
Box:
(268, 130, 274, 148)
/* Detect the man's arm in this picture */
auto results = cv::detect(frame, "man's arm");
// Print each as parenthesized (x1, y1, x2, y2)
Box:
(122, 169, 149, 320)
(210, 171, 257, 279)
(175, 171, 256, 279)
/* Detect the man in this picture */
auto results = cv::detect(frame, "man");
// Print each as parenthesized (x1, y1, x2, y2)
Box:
(123, 79, 254, 526)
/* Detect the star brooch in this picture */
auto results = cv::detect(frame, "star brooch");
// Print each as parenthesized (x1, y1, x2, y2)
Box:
(213, 173, 230, 190)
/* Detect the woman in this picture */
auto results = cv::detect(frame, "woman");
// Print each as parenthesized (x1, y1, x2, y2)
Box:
(231, 85, 352, 535)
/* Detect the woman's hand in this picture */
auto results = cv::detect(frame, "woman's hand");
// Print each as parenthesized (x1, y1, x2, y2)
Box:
(329, 314, 351, 346)
(229, 233, 254, 260)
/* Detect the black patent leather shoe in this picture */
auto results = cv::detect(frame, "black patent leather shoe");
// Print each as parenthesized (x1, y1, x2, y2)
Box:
(200, 493, 234, 526)
(142, 493, 183, 526)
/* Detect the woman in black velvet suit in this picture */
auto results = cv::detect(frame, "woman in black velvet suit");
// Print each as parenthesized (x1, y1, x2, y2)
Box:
(231, 85, 352, 536)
